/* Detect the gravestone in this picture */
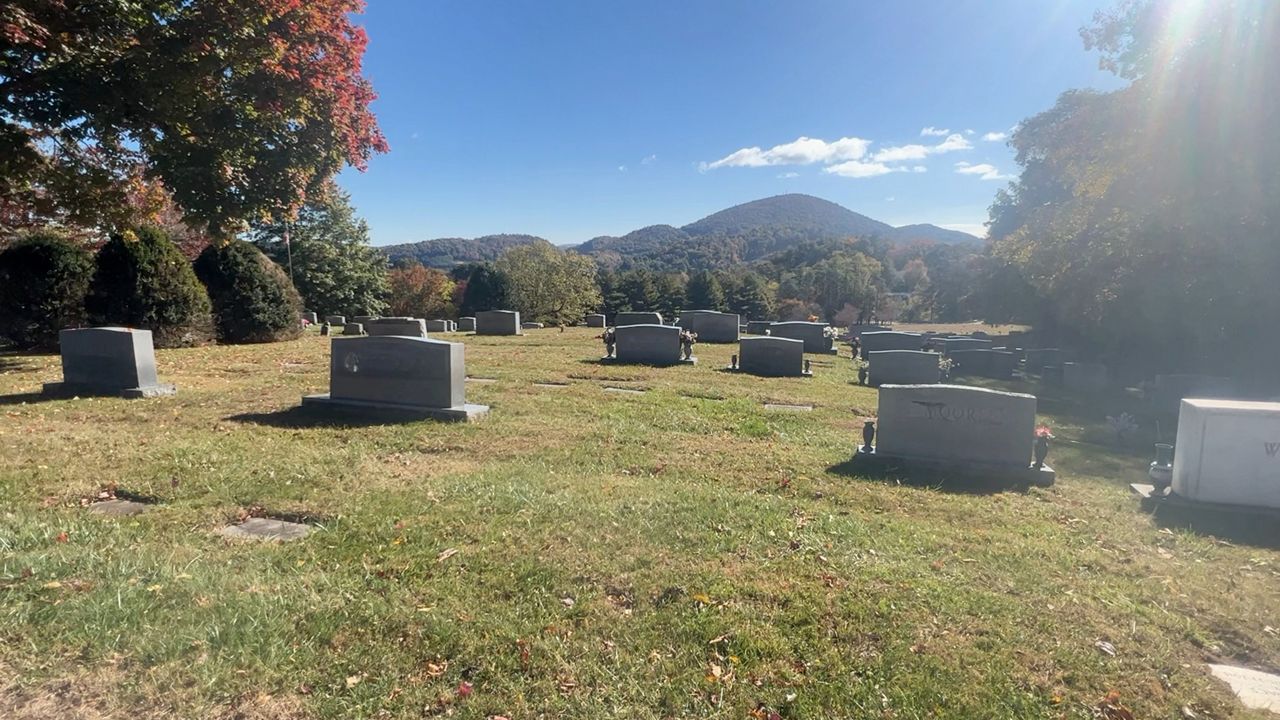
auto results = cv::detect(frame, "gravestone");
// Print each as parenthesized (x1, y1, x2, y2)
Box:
(425, 320, 449, 333)
(768, 321, 835, 354)
(475, 310, 522, 335)
(856, 384, 1053, 486)
(457, 317, 477, 332)
(353, 315, 378, 323)
(677, 310, 740, 343)
(341, 323, 365, 336)
(219, 517, 311, 542)
(43, 327, 176, 398)
(585, 313, 606, 328)
(1063, 362, 1109, 393)
(300, 311, 318, 324)
(949, 349, 1015, 379)
(1024, 348, 1063, 373)
(1150, 374, 1236, 414)
(745, 320, 774, 335)
(521, 322, 544, 329)
(1171, 399, 1280, 509)
(868, 350, 939, 386)
(325, 315, 346, 326)
(615, 311, 663, 326)
(366, 317, 427, 338)
(302, 335, 488, 421)
(849, 324, 894, 336)
(447, 320, 457, 332)
(943, 337, 993, 355)
(860, 331, 924, 358)
(736, 336, 809, 377)
(1208, 664, 1280, 712)
(607, 324, 694, 366)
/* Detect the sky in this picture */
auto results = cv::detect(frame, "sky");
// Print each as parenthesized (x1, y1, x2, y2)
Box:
(338, 0, 1125, 246)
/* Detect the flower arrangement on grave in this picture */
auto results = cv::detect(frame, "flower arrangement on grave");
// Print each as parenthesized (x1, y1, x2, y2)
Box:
(852, 355, 869, 385)
(598, 328, 616, 357)
(1033, 425, 1054, 469)
(1105, 412, 1139, 445)
(822, 325, 837, 338)
(679, 329, 697, 360)
(937, 355, 954, 380)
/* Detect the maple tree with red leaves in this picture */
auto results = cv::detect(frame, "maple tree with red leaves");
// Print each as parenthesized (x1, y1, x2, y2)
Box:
(0, 0, 388, 240)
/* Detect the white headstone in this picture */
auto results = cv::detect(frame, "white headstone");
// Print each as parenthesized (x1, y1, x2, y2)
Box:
(1172, 398, 1280, 509)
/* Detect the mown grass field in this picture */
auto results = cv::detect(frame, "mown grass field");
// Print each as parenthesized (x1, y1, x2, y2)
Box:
(1, 327, 1277, 719)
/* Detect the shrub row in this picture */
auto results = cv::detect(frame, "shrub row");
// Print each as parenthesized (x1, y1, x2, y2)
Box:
(0, 226, 301, 349)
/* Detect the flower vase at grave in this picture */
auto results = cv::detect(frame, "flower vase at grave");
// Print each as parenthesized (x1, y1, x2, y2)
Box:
(731, 354, 738, 370)
(1148, 442, 1174, 491)
(857, 365, 868, 385)
(1033, 435, 1050, 469)
(861, 420, 875, 453)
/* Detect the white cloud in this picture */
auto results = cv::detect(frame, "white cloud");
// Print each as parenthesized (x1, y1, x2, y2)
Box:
(920, 126, 950, 137)
(934, 133, 973, 152)
(964, 129, 975, 135)
(777, 171, 800, 179)
(871, 144, 930, 163)
(911, 165, 928, 173)
(982, 131, 1008, 142)
(954, 161, 1011, 180)
(701, 135, 871, 171)
(823, 160, 898, 178)
(617, 165, 627, 172)
(641, 154, 657, 165)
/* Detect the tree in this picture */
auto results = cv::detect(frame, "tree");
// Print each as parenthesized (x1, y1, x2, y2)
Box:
(85, 225, 213, 347)
(253, 186, 388, 317)
(654, 273, 687, 319)
(800, 252, 883, 320)
(0, 231, 93, 348)
(194, 240, 302, 343)
(1, 0, 388, 237)
(387, 263, 456, 319)
(685, 270, 726, 311)
(724, 271, 775, 320)
(990, 0, 1280, 375)
(494, 244, 601, 325)
(459, 264, 511, 315)
(618, 269, 660, 312)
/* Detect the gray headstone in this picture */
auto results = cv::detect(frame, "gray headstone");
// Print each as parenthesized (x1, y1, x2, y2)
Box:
(341, 322, 365, 336)
(521, 321, 544, 329)
(457, 317, 477, 332)
(366, 317, 427, 338)
(44, 327, 175, 398)
(949, 349, 1015, 379)
(612, 323, 689, 365)
(745, 320, 774, 335)
(848, 324, 894, 336)
(1024, 348, 1063, 373)
(446, 320, 457, 332)
(325, 315, 347, 326)
(302, 335, 487, 421)
(1062, 362, 1109, 393)
(353, 315, 378, 323)
(615, 311, 663, 327)
(300, 312, 318, 324)
(868, 350, 940, 386)
(876, 384, 1038, 470)
(943, 337, 993, 355)
(585, 313, 606, 328)
(475, 310, 521, 336)
(860, 331, 924, 358)
(425, 319, 449, 333)
(738, 336, 807, 377)
(768, 322, 835, 353)
(1150, 374, 1236, 413)
(676, 310, 740, 343)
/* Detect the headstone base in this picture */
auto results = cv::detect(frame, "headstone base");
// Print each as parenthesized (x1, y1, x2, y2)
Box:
(301, 393, 489, 422)
(599, 356, 697, 366)
(726, 366, 813, 378)
(1130, 482, 1280, 520)
(43, 381, 176, 399)
(851, 446, 1055, 487)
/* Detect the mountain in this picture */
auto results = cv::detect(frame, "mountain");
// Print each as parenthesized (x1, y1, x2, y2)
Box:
(681, 194, 895, 239)
(380, 234, 549, 268)
(377, 194, 980, 271)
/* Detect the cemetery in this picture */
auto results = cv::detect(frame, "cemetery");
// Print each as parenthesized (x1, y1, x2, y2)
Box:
(4, 322, 1279, 719)
(2, 2, 1277, 716)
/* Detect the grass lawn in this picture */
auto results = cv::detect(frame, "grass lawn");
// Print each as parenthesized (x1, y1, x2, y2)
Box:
(1, 328, 1277, 719)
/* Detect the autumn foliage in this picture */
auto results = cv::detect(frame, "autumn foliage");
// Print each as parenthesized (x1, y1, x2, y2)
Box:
(387, 264, 456, 320)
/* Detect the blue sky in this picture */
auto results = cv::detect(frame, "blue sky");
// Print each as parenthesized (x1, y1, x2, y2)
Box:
(339, 0, 1123, 246)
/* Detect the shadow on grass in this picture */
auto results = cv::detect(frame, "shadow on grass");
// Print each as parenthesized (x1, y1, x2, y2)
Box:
(0, 391, 60, 406)
(1146, 502, 1280, 550)
(826, 457, 1030, 497)
(226, 406, 417, 429)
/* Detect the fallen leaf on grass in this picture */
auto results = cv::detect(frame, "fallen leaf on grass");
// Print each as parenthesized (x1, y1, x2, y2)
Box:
(456, 681, 472, 699)
(345, 674, 363, 688)
(1095, 690, 1134, 720)
(424, 660, 448, 678)
(436, 548, 458, 563)
(691, 592, 712, 605)
(1095, 640, 1117, 656)
(54, 531, 68, 543)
